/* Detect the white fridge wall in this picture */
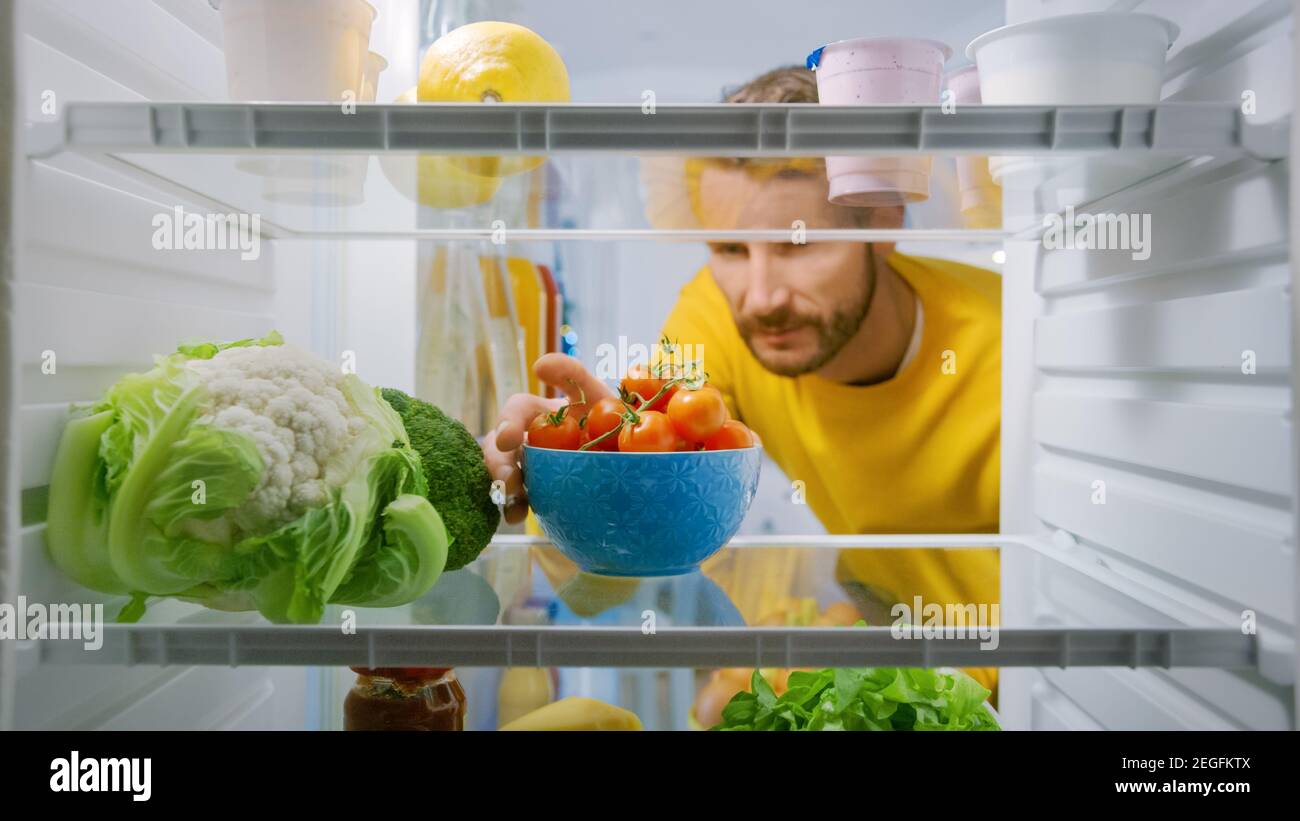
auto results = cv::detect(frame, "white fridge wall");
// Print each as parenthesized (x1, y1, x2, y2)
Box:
(1000, 0, 1297, 730)
(7, 0, 309, 730)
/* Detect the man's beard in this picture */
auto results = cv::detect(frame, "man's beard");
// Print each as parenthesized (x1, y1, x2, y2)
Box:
(737, 250, 878, 377)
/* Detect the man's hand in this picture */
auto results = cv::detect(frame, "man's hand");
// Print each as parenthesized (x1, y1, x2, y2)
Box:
(483, 353, 615, 524)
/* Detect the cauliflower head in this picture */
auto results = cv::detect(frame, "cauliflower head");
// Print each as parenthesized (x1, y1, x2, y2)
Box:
(46, 332, 450, 624)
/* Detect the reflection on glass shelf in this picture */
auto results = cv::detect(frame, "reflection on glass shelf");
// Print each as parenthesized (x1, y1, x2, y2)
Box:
(326, 538, 1194, 632)
(45, 536, 1226, 630)
(46, 146, 1225, 240)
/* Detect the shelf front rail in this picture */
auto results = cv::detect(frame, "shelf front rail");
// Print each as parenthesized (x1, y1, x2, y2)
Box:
(26, 102, 1285, 160)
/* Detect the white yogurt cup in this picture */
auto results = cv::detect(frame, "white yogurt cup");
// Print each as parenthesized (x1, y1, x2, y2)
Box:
(808, 37, 951, 206)
(945, 65, 1001, 228)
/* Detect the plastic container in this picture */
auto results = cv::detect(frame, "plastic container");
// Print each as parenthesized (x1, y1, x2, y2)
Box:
(807, 37, 951, 206)
(262, 49, 384, 202)
(214, 0, 377, 102)
(944, 65, 1001, 229)
(223, 2, 380, 197)
(966, 12, 1179, 105)
(416, 242, 486, 434)
(361, 51, 387, 103)
(967, 12, 1179, 184)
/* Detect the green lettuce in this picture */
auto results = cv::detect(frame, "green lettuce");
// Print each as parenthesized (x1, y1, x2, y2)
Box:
(713, 666, 1000, 731)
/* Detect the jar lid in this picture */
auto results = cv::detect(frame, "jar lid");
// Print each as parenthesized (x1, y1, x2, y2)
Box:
(350, 667, 451, 681)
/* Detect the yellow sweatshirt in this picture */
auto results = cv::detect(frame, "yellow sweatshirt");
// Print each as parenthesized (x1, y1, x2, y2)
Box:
(662, 252, 1001, 695)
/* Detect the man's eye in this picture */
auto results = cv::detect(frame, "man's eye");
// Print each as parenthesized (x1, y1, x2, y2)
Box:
(711, 243, 748, 257)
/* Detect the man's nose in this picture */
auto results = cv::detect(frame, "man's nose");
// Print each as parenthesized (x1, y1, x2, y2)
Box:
(743, 245, 789, 314)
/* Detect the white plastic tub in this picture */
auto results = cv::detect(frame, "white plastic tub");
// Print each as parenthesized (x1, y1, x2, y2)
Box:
(218, 2, 380, 202)
(967, 12, 1178, 185)
(214, 0, 377, 102)
(258, 50, 386, 206)
(967, 12, 1179, 105)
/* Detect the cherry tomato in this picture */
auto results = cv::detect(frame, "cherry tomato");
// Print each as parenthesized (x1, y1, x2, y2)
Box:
(617, 410, 678, 452)
(667, 385, 729, 443)
(582, 396, 628, 451)
(702, 419, 755, 450)
(527, 409, 582, 450)
(620, 363, 676, 412)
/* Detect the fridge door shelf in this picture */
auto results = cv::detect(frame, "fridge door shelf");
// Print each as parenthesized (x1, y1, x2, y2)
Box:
(27, 102, 1281, 160)
(20, 535, 1270, 675)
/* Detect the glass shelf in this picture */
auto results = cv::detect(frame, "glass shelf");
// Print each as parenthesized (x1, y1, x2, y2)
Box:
(24, 102, 1284, 239)
(24, 535, 1256, 671)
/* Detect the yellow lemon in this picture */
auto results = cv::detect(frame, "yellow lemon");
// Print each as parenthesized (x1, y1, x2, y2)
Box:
(378, 87, 502, 208)
(418, 21, 570, 178)
(555, 572, 642, 618)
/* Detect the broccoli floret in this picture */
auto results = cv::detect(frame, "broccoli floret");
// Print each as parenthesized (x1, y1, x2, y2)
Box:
(381, 388, 500, 571)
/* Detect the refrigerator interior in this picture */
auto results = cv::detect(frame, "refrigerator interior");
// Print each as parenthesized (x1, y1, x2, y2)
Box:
(2, 0, 1296, 730)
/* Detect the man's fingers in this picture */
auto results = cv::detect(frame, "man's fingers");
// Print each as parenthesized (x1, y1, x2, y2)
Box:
(494, 393, 564, 452)
(484, 356, 611, 524)
(534, 353, 613, 413)
(503, 499, 530, 525)
(485, 392, 566, 520)
(483, 430, 530, 521)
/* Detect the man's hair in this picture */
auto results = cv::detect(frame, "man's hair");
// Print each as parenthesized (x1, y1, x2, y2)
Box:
(701, 66, 824, 180)
(723, 65, 819, 104)
(685, 65, 884, 229)
(699, 65, 883, 229)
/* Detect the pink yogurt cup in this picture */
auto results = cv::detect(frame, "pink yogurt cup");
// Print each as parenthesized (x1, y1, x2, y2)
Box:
(808, 37, 951, 206)
(945, 64, 1001, 228)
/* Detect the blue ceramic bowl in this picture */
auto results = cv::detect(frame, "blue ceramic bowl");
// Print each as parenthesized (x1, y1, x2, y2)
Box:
(522, 445, 763, 576)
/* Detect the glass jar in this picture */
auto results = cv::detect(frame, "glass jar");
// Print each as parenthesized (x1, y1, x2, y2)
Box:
(344, 667, 467, 731)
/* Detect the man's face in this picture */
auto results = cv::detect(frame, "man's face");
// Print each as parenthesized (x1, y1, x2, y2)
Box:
(700, 165, 903, 377)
